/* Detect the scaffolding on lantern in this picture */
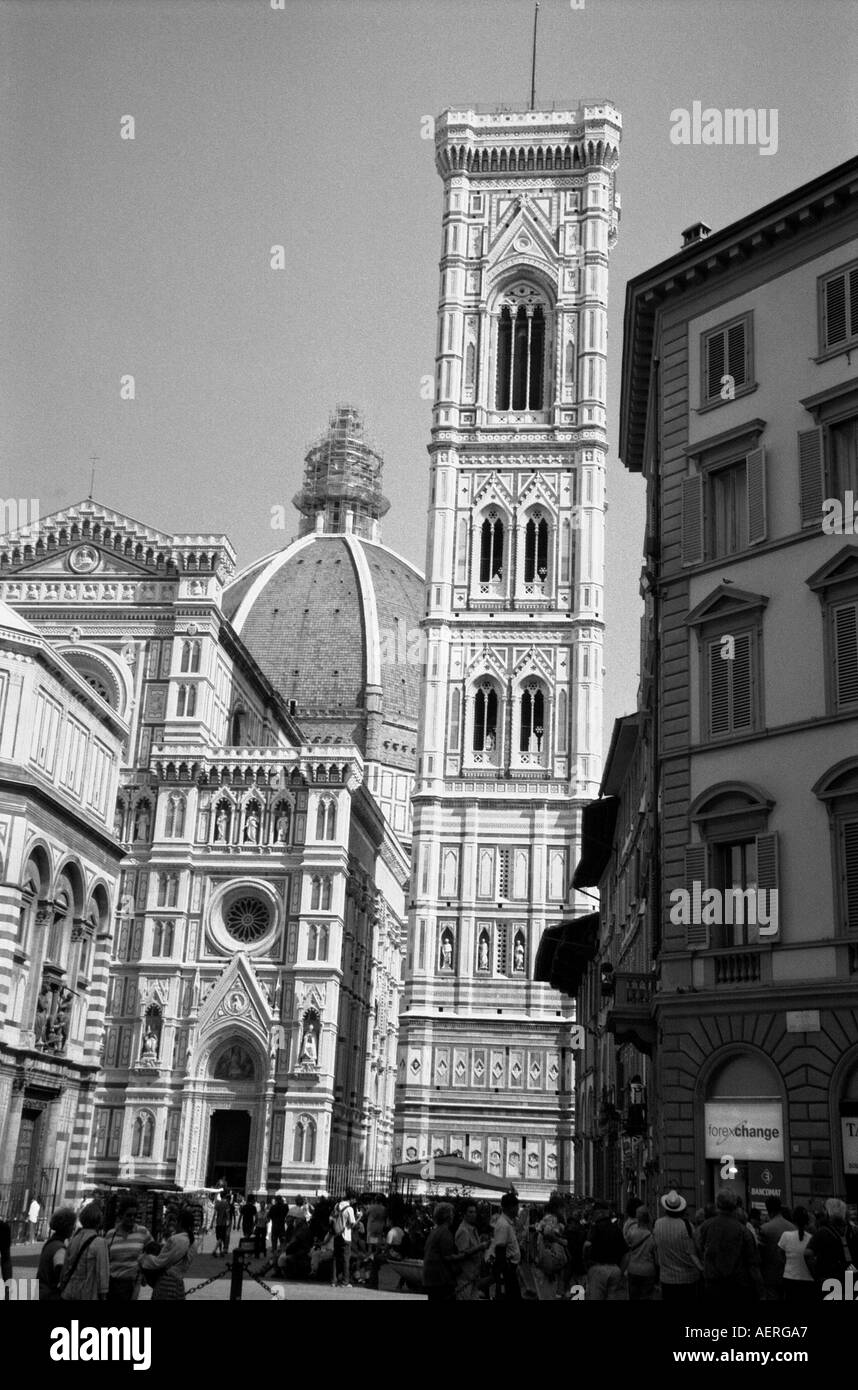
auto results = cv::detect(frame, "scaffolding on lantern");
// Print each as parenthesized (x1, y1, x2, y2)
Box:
(292, 405, 390, 540)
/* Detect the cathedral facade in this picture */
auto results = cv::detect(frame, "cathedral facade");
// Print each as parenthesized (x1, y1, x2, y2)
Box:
(394, 104, 621, 1195)
(0, 409, 421, 1210)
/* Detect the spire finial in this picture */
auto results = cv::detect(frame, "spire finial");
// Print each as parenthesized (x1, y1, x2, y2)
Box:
(530, 3, 539, 111)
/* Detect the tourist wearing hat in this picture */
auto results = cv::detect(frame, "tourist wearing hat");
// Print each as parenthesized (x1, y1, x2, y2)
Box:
(652, 1191, 703, 1302)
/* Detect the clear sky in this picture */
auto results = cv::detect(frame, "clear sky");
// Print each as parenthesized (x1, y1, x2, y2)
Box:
(2, 0, 856, 747)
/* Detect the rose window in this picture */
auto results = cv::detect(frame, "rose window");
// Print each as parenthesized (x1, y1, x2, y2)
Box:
(225, 896, 270, 943)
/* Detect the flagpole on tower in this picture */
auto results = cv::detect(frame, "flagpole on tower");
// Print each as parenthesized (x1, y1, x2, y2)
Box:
(530, 2, 539, 111)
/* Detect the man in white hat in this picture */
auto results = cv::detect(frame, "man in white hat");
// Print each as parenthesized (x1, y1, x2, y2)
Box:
(652, 1191, 703, 1302)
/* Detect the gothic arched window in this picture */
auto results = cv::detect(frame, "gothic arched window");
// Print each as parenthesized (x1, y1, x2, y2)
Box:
(165, 793, 186, 838)
(520, 683, 546, 753)
(524, 514, 549, 583)
(479, 514, 504, 582)
(495, 290, 547, 411)
(473, 682, 499, 753)
(310, 876, 321, 911)
(180, 640, 201, 673)
(177, 684, 197, 717)
(321, 877, 332, 911)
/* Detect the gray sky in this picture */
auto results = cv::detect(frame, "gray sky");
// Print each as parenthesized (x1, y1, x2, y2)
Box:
(2, 0, 856, 747)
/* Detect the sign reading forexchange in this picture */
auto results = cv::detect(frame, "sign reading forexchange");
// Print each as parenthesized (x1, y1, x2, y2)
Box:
(704, 1100, 785, 1162)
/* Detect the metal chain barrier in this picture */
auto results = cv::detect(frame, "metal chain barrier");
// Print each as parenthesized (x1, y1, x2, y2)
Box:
(184, 1262, 232, 1297)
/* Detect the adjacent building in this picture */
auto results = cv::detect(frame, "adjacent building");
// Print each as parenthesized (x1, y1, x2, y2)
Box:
(611, 154, 858, 1212)
(396, 102, 622, 1195)
(0, 599, 124, 1217)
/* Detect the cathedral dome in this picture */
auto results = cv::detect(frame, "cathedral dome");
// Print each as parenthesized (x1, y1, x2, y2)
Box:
(224, 408, 424, 782)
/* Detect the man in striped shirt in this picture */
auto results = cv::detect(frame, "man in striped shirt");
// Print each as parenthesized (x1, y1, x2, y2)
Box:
(652, 1190, 703, 1302)
(105, 1197, 152, 1302)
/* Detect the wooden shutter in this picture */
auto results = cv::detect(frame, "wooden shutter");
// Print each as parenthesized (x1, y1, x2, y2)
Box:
(731, 632, 754, 730)
(681, 475, 704, 565)
(684, 844, 708, 949)
(755, 831, 780, 937)
(833, 601, 858, 709)
(798, 427, 824, 526)
(709, 639, 730, 736)
(841, 819, 858, 933)
(726, 319, 748, 389)
(705, 329, 726, 400)
(746, 447, 767, 543)
(823, 271, 848, 349)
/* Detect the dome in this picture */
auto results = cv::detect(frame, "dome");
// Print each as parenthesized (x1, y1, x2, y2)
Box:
(225, 531, 424, 773)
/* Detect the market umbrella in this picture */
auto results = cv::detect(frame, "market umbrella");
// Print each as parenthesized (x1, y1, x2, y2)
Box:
(393, 1154, 512, 1193)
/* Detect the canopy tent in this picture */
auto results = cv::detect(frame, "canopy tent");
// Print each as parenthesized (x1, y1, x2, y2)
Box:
(393, 1154, 512, 1193)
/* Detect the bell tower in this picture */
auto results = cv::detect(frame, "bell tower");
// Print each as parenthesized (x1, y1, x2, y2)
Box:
(395, 103, 621, 1193)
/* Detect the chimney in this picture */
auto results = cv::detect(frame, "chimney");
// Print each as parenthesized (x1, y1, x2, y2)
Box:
(681, 221, 712, 249)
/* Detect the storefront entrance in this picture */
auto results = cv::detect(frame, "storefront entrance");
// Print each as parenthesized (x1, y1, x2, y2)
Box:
(205, 1110, 251, 1191)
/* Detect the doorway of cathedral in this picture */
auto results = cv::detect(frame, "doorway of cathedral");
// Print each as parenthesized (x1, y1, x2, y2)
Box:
(205, 1110, 251, 1190)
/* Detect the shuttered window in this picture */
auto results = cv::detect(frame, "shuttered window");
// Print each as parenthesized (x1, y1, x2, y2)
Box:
(707, 631, 755, 737)
(840, 818, 858, 932)
(682, 448, 767, 565)
(819, 261, 858, 354)
(702, 314, 752, 404)
(832, 600, 858, 710)
(683, 844, 708, 949)
(798, 427, 824, 527)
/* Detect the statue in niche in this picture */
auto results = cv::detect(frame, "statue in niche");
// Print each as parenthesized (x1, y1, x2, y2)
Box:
(440, 934, 453, 970)
(141, 1029, 158, 1062)
(275, 812, 289, 843)
(244, 809, 259, 844)
(214, 807, 228, 843)
(478, 937, 489, 971)
(46, 989, 72, 1052)
(298, 1017, 319, 1066)
(34, 983, 52, 1043)
(114, 804, 124, 838)
(514, 939, 525, 972)
(134, 803, 151, 841)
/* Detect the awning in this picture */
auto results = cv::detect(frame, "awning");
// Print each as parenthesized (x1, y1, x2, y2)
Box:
(572, 796, 619, 888)
(535, 911, 600, 997)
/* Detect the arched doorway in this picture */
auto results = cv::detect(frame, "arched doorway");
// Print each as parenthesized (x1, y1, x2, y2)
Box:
(202, 1040, 260, 1190)
(701, 1051, 786, 1215)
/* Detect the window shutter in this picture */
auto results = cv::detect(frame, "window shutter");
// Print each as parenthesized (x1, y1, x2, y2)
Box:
(746, 447, 766, 543)
(755, 832, 780, 937)
(709, 640, 730, 736)
(824, 272, 848, 349)
(726, 320, 747, 389)
(833, 601, 858, 709)
(797, 427, 824, 526)
(705, 330, 725, 400)
(731, 632, 753, 730)
(851, 267, 858, 343)
(684, 844, 708, 949)
(841, 819, 858, 933)
(681, 475, 704, 565)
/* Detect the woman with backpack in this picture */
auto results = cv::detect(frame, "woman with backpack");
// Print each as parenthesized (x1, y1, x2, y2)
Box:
(37, 1207, 76, 1301)
(59, 1202, 110, 1301)
(623, 1206, 659, 1300)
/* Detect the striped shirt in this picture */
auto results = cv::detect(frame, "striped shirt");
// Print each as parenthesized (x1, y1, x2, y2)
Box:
(106, 1224, 152, 1281)
(652, 1215, 702, 1284)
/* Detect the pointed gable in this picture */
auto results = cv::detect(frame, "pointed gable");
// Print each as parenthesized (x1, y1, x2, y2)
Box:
(686, 583, 769, 628)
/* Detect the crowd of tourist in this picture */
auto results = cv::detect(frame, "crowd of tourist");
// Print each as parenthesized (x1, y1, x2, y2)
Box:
(5, 1182, 856, 1302)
